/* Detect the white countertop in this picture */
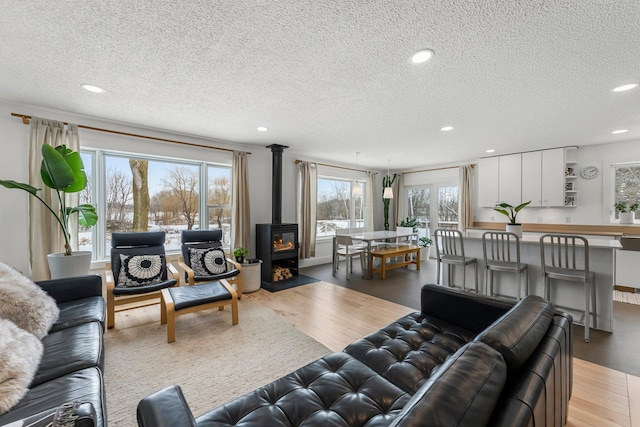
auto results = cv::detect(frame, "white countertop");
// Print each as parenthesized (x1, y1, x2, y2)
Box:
(462, 230, 622, 249)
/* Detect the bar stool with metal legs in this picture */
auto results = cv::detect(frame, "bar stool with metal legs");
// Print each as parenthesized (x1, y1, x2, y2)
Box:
(434, 229, 478, 292)
(540, 234, 596, 342)
(482, 231, 529, 300)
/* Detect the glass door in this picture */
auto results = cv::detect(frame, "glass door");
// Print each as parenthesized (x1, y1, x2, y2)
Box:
(407, 183, 459, 237)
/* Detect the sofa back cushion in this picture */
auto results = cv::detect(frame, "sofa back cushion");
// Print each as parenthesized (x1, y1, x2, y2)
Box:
(388, 342, 507, 427)
(475, 295, 554, 370)
(421, 284, 513, 334)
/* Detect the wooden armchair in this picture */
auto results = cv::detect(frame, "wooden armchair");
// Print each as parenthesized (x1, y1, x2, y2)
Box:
(105, 231, 179, 329)
(177, 230, 243, 297)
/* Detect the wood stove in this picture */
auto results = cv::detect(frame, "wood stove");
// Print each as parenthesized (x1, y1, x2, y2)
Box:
(256, 223, 298, 285)
(255, 144, 299, 287)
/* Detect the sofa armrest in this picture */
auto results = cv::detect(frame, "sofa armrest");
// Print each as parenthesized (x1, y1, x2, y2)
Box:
(36, 274, 103, 304)
(420, 284, 513, 333)
(137, 385, 196, 427)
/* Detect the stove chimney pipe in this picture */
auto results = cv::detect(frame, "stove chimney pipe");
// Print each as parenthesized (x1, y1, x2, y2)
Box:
(266, 144, 288, 224)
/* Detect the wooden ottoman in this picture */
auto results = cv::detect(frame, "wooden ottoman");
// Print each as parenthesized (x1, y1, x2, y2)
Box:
(161, 279, 238, 343)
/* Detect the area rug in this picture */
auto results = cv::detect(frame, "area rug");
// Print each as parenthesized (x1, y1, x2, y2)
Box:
(104, 299, 331, 426)
(261, 274, 320, 292)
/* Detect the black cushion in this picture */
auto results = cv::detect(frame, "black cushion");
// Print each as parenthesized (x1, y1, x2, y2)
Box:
(475, 295, 554, 370)
(195, 352, 410, 426)
(50, 296, 105, 332)
(180, 229, 223, 268)
(389, 342, 507, 427)
(0, 368, 105, 427)
(110, 231, 168, 285)
(168, 282, 232, 311)
(112, 278, 177, 296)
(137, 385, 196, 427)
(32, 322, 104, 387)
(344, 312, 476, 394)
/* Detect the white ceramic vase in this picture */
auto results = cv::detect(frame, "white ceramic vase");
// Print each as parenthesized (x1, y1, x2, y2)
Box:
(619, 212, 635, 224)
(506, 223, 523, 238)
(47, 251, 92, 279)
(420, 246, 432, 260)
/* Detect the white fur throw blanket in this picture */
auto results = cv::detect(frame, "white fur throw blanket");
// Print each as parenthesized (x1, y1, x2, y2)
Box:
(0, 262, 59, 339)
(0, 318, 44, 414)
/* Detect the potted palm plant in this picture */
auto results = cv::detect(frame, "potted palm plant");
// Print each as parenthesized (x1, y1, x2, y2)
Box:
(0, 144, 97, 278)
(615, 201, 639, 224)
(493, 201, 531, 237)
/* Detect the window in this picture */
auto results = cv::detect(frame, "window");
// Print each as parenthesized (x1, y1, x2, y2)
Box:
(612, 163, 640, 222)
(81, 149, 232, 259)
(406, 183, 458, 235)
(316, 177, 366, 237)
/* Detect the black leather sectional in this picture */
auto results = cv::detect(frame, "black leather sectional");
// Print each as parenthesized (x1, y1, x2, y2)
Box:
(138, 284, 573, 427)
(0, 275, 107, 426)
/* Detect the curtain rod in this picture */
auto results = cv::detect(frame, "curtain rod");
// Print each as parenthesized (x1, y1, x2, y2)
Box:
(11, 112, 250, 155)
(294, 159, 367, 174)
(403, 163, 475, 175)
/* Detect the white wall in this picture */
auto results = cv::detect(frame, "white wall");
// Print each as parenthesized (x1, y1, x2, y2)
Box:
(472, 140, 640, 226)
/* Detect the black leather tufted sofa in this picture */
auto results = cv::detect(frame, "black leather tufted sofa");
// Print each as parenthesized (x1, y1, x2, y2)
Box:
(138, 284, 572, 427)
(0, 275, 107, 427)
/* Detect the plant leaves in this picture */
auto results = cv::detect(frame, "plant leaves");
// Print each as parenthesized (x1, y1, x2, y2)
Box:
(41, 144, 75, 190)
(67, 204, 98, 227)
(0, 180, 40, 195)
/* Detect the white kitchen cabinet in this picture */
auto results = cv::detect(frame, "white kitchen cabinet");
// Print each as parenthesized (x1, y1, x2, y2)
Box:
(541, 148, 565, 206)
(498, 153, 522, 205)
(522, 151, 543, 206)
(480, 148, 572, 209)
(478, 157, 499, 207)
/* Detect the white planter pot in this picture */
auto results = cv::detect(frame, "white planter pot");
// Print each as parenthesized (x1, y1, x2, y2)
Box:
(420, 246, 432, 260)
(47, 251, 92, 279)
(619, 212, 635, 224)
(241, 259, 263, 293)
(506, 224, 523, 238)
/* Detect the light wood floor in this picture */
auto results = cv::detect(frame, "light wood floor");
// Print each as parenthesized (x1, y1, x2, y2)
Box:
(245, 281, 640, 427)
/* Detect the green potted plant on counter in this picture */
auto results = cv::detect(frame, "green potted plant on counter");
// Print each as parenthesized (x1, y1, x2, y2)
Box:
(0, 144, 98, 278)
(615, 201, 639, 224)
(493, 201, 531, 237)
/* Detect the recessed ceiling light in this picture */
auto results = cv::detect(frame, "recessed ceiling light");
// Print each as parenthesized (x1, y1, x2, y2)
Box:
(257, 127, 268, 132)
(612, 83, 639, 92)
(486, 149, 496, 153)
(81, 84, 105, 93)
(440, 126, 454, 131)
(411, 49, 434, 64)
(612, 129, 629, 134)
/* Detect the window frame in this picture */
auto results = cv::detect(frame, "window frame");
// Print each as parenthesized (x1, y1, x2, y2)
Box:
(609, 161, 640, 224)
(82, 148, 232, 260)
(316, 175, 367, 238)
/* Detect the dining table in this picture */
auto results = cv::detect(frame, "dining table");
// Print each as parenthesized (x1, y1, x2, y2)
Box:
(333, 229, 416, 279)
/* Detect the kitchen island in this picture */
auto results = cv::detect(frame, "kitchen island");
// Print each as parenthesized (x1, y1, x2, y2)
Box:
(447, 230, 621, 332)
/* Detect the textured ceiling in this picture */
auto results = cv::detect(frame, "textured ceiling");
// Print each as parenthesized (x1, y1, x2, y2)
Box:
(1, 1, 639, 169)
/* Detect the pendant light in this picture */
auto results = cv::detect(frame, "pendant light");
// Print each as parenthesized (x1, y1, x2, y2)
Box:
(383, 159, 394, 199)
(352, 152, 362, 196)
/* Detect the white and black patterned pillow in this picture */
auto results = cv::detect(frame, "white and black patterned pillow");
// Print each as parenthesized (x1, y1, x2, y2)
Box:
(117, 254, 165, 287)
(189, 247, 227, 276)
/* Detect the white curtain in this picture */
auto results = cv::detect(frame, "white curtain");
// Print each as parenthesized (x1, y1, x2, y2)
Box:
(231, 151, 251, 252)
(29, 117, 80, 280)
(365, 172, 376, 231)
(458, 165, 473, 232)
(299, 161, 317, 258)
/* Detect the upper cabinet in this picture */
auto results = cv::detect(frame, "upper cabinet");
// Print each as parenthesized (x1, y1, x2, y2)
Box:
(479, 147, 576, 208)
(478, 154, 522, 207)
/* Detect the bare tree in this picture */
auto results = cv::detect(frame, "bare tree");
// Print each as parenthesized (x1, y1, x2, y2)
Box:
(208, 176, 230, 228)
(163, 166, 199, 230)
(106, 168, 132, 230)
(129, 159, 150, 231)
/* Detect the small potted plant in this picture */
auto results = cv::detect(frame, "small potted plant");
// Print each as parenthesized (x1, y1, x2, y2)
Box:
(615, 201, 639, 224)
(493, 201, 531, 237)
(233, 247, 249, 263)
(418, 236, 433, 260)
